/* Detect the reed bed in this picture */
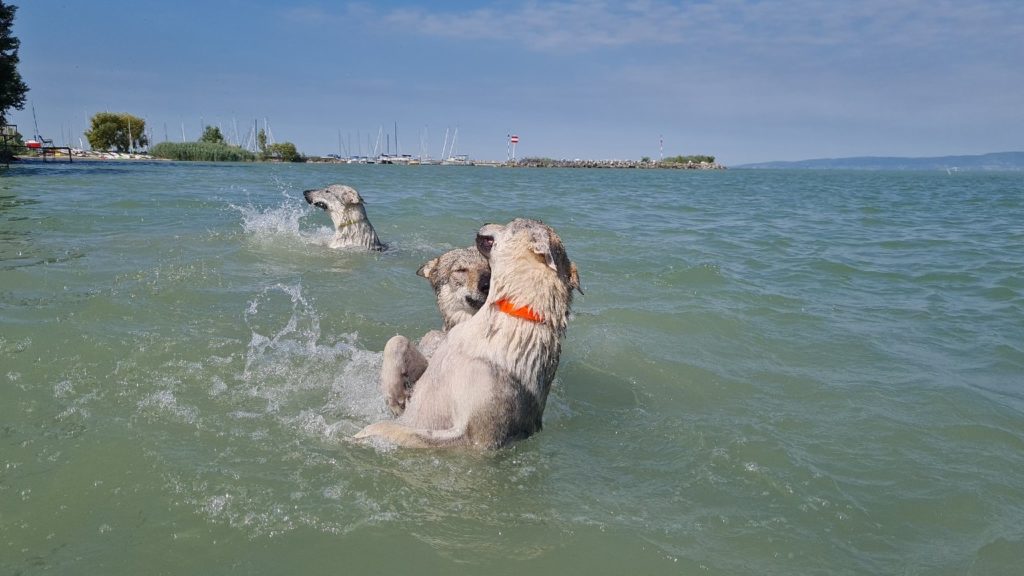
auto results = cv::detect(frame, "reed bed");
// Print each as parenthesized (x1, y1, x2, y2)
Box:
(150, 141, 256, 162)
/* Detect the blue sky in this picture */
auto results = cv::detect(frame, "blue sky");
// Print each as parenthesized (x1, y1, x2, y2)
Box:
(9, 0, 1024, 165)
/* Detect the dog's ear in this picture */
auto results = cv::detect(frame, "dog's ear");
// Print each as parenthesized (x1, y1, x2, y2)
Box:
(341, 188, 362, 205)
(530, 229, 558, 272)
(569, 261, 584, 295)
(416, 257, 439, 280)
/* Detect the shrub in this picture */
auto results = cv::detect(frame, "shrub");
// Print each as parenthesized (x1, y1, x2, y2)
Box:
(150, 141, 256, 162)
(663, 154, 716, 165)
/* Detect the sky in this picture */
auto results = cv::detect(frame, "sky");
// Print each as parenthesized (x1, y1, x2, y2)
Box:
(7, 0, 1024, 165)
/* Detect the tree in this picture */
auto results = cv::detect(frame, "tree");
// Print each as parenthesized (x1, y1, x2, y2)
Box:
(200, 125, 226, 145)
(0, 1, 29, 125)
(257, 128, 267, 154)
(85, 112, 149, 152)
(263, 141, 303, 162)
(663, 154, 716, 165)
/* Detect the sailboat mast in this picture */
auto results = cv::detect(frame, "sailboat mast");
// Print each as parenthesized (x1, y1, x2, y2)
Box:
(31, 104, 41, 140)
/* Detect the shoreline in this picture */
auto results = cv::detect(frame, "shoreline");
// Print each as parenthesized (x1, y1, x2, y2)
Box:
(512, 158, 725, 170)
(12, 151, 167, 163)
(9, 152, 726, 169)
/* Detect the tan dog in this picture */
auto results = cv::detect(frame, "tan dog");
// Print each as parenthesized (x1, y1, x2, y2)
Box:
(303, 184, 384, 250)
(356, 219, 582, 449)
(380, 246, 490, 415)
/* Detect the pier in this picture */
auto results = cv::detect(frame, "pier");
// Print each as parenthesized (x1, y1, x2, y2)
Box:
(1, 124, 73, 166)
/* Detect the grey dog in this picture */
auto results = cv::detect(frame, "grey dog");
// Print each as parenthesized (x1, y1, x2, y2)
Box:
(303, 184, 384, 250)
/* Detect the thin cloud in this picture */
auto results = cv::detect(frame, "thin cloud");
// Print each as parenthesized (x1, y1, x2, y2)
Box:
(366, 0, 1023, 54)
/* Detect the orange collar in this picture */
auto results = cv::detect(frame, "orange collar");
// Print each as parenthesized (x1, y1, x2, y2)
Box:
(494, 298, 544, 323)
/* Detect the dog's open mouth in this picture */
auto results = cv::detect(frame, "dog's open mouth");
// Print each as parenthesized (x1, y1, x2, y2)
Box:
(302, 190, 329, 210)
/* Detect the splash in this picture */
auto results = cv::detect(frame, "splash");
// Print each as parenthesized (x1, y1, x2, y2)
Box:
(240, 283, 386, 432)
(232, 200, 335, 247)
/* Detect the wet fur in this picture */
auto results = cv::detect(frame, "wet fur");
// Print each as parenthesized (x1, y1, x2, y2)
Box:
(303, 184, 384, 250)
(380, 247, 490, 415)
(356, 219, 582, 449)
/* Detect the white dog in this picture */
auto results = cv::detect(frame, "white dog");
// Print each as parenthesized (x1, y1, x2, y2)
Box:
(303, 184, 384, 250)
(380, 246, 490, 415)
(356, 219, 582, 449)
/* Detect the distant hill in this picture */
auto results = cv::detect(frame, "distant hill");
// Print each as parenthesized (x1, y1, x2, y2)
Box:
(735, 151, 1024, 171)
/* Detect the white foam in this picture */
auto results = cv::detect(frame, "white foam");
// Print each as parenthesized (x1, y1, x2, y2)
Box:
(236, 282, 384, 438)
(231, 201, 334, 248)
(138, 389, 199, 424)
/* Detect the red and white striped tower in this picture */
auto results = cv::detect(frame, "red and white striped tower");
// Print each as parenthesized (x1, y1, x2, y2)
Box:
(510, 134, 519, 162)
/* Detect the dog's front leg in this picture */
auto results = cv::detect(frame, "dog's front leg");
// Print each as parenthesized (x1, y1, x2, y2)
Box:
(380, 335, 428, 415)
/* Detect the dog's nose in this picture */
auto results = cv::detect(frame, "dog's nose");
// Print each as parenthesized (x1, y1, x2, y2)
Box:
(478, 272, 491, 294)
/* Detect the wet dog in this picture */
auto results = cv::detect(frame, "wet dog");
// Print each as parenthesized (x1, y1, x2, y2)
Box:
(303, 184, 384, 250)
(380, 246, 490, 415)
(357, 219, 582, 448)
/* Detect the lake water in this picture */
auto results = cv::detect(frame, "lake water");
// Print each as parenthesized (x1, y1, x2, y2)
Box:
(2, 161, 1022, 575)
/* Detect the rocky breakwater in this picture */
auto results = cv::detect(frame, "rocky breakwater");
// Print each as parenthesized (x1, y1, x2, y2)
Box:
(515, 157, 725, 169)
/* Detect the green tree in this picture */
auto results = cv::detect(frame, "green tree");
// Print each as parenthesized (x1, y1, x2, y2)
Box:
(200, 125, 226, 145)
(257, 128, 267, 154)
(663, 154, 715, 165)
(0, 1, 29, 125)
(85, 112, 149, 152)
(263, 142, 303, 162)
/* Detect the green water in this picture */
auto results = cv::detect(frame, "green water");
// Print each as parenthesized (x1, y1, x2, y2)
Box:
(2, 162, 1022, 575)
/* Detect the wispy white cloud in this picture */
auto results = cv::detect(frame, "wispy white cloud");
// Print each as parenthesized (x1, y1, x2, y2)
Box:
(361, 0, 1024, 55)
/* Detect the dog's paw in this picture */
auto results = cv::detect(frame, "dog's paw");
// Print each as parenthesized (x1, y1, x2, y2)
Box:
(386, 398, 406, 416)
(353, 422, 387, 440)
(384, 387, 408, 416)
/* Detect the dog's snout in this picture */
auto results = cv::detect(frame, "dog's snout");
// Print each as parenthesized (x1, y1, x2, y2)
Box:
(478, 271, 491, 295)
(302, 189, 313, 204)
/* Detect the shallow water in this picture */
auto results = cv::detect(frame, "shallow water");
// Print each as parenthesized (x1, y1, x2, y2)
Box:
(2, 161, 1022, 574)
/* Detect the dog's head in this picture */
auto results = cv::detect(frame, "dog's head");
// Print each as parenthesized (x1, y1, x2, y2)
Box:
(303, 184, 369, 229)
(476, 219, 582, 318)
(417, 247, 491, 330)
